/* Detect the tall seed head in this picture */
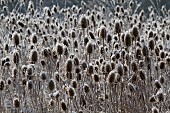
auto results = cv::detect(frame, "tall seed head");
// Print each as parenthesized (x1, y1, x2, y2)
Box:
(56, 43, 63, 55)
(80, 15, 88, 28)
(116, 63, 124, 76)
(132, 26, 138, 38)
(12, 31, 20, 46)
(13, 98, 20, 108)
(0, 80, 4, 91)
(48, 79, 55, 91)
(124, 32, 132, 48)
(27, 80, 33, 90)
(99, 26, 107, 39)
(30, 49, 38, 63)
(86, 42, 93, 54)
(115, 20, 121, 34)
(107, 70, 116, 84)
(66, 59, 73, 73)
(13, 50, 20, 64)
(61, 101, 67, 111)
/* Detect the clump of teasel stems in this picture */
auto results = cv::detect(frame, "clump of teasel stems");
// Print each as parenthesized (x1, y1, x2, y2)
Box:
(0, 0, 169, 113)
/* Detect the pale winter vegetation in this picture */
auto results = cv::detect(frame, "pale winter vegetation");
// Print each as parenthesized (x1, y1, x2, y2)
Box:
(0, 0, 170, 113)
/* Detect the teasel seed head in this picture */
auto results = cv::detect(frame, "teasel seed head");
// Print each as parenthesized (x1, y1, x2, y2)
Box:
(159, 61, 165, 70)
(56, 43, 63, 55)
(0, 79, 5, 91)
(115, 20, 121, 34)
(156, 91, 164, 102)
(142, 45, 149, 57)
(149, 95, 157, 103)
(80, 15, 88, 28)
(48, 79, 55, 91)
(152, 107, 159, 113)
(159, 76, 165, 84)
(68, 87, 75, 98)
(116, 63, 124, 76)
(12, 31, 20, 46)
(13, 98, 20, 108)
(131, 61, 138, 72)
(154, 80, 161, 89)
(66, 58, 73, 73)
(93, 73, 100, 83)
(71, 79, 77, 89)
(124, 32, 132, 48)
(107, 70, 116, 84)
(13, 50, 20, 64)
(86, 41, 93, 54)
(84, 84, 90, 93)
(128, 82, 136, 92)
(139, 69, 146, 81)
(99, 25, 107, 39)
(132, 26, 139, 38)
(61, 101, 67, 111)
(27, 80, 33, 90)
(30, 49, 38, 63)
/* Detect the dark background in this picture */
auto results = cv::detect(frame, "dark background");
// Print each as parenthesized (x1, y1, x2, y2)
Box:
(1, 0, 170, 15)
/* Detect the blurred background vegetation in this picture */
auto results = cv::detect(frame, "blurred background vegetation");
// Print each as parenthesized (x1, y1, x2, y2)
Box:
(0, 0, 170, 15)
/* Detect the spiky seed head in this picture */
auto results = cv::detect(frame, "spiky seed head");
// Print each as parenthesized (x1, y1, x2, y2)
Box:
(156, 91, 164, 102)
(142, 45, 149, 57)
(71, 80, 77, 89)
(7, 77, 12, 85)
(31, 34, 37, 44)
(87, 64, 94, 75)
(66, 59, 73, 72)
(124, 32, 132, 48)
(68, 87, 75, 97)
(149, 95, 157, 103)
(30, 49, 38, 63)
(115, 73, 121, 83)
(86, 42, 93, 54)
(136, 47, 142, 60)
(99, 26, 107, 39)
(56, 43, 63, 55)
(13, 50, 20, 64)
(0, 80, 5, 91)
(73, 57, 79, 66)
(12, 67, 18, 78)
(26, 66, 33, 76)
(107, 70, 115, 84)
(159, 61, 165, 69)
(105, 62, 111, 74)
(139, 69, 146, 81)
(13, 98, 20, 108)
(80, 15, 88, 28)
(93, 73, 100, 83)
(27, 80, 33, 90)
(61, 101, 67, 111)
(40, 72, 47, 81)
(128, 83, 136, 92)
(115, 20, 121, 34)
(132, 26, 138, 38)
(154, 80, 161, 89)
(12, 31, 20, 46)
(149, 39, 155, 50)
(160, 51, 165, 59)
(84, 84, 90, 93)
(159, 76, 165, 84)
(116, 63, 124, 76)
(131, 61, 138, 72)
(48, 79, 55, 91)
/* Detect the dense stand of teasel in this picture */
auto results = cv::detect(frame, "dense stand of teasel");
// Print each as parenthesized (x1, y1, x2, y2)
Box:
(0, 0, 170, 113)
